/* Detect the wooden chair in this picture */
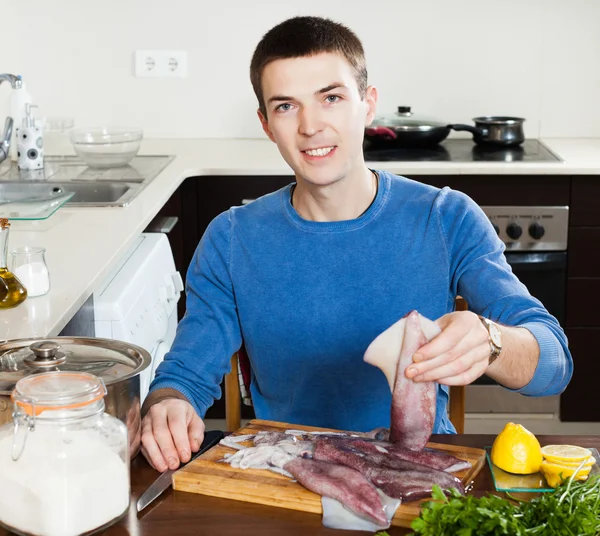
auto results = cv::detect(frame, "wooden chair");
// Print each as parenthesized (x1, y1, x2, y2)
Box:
(224, 299, 468, 434)
(450, 297, 467, 433)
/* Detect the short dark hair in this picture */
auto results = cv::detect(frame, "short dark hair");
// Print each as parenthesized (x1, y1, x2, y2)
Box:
(250, 16, 368, 117)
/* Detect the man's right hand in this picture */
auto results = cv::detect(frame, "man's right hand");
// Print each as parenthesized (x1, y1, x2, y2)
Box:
(140, 393, 205, 472)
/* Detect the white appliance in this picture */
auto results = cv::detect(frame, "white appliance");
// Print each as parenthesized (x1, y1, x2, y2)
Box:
(94, 232, 183, 403)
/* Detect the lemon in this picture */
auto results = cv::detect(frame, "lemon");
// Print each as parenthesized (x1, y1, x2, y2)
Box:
(550, 456, 596, 468)
(491, 422, 542, 474)
(540, 460, 591, 488)
(541, 444, 592, 464)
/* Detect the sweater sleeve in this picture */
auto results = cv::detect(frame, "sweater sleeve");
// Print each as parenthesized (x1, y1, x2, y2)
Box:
(436, 188, 573, 397)
(148, 211, 242, 417)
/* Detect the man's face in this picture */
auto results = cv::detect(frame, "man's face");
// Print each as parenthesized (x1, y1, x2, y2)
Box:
(258, 52, 377, 186)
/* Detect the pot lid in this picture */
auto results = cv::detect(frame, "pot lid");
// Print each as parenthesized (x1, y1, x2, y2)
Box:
(473, 116, 525, 125)
(370, 106, 450, 131)
(0, 337, 151, 394)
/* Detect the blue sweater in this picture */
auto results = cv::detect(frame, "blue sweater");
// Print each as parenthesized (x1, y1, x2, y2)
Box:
(150, 171, 573, 434)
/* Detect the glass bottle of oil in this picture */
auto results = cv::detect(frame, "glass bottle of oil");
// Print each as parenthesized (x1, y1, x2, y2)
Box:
(0, 218, 27, 309)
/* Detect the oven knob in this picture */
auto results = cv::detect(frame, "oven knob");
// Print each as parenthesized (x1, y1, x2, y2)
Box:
(506, 222, 522, 240)
(529, 222, 545, 240)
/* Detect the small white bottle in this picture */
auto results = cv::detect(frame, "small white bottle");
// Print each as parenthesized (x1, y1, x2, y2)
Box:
(16, 103, 44, 171)
(9, 81, 32, 162)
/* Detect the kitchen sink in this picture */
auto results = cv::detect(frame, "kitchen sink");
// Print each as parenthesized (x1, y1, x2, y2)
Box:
(48, 182, 132, 205)
(0, 181, 135, 206)
(0, 155, 173, 207)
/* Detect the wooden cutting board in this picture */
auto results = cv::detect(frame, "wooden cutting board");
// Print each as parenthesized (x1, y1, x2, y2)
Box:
(173, 419, 486, 528)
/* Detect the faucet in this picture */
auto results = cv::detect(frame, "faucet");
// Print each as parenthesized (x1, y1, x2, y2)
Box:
(0, 74, 23, 163)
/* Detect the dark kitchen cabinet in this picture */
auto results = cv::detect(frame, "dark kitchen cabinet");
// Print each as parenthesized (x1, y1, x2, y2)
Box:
(163, 172, 599, 422)
(567, 228, 600, 277)
(403, 175, 569, 206)
(561, 328, 600, 421)
(562, 175, 600, 421)
(566, 279, 600, 326)
(570, 177, 600, 226)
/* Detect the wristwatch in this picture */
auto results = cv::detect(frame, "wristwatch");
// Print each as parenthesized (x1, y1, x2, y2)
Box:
(478, 316, 502, 365)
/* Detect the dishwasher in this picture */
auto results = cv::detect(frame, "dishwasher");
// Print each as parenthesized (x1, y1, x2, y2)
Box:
(93, 232, 183, 403)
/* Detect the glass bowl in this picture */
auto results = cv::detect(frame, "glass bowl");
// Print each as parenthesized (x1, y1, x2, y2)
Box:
(70, 127, 143, 168)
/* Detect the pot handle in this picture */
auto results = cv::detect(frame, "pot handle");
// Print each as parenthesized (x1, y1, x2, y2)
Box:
(448, 124, 487, 137)
(365, 126, 398, 140)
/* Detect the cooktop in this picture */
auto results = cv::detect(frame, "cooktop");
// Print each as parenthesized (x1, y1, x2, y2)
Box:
(363, 139, 561, 163)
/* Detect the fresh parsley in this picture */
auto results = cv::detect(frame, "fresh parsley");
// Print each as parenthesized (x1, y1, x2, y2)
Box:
(410, 474, 600, 536)
(410, 486, 526, 536)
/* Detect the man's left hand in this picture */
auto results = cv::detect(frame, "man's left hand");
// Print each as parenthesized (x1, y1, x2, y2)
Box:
(405, 311, 493, 386)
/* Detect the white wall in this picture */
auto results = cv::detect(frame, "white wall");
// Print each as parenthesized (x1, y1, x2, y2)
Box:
(1, 0, 599, 139)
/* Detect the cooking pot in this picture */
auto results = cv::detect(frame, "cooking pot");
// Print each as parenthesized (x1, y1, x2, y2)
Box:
(0, 337, 151, 458)
(450, 116, 525, 147)
(365, 106, 454, 148)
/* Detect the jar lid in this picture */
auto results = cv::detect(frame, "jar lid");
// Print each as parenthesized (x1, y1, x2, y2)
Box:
(0, 337, 151, 395)
(12, 371, 107, 416)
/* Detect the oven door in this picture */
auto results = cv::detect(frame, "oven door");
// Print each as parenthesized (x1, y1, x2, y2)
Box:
(465, 251, 566, 413)
(505, 251, 566, 326)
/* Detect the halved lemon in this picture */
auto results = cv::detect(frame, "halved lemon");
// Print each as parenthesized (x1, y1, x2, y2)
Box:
(491, 422, 542, 474)
(541, 444, 592, 464)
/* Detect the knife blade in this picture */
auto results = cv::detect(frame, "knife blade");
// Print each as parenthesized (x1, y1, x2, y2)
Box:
(136, 429, 224, 513)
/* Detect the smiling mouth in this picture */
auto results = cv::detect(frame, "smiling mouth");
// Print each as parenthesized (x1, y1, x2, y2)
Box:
(302, 146, 336, 157)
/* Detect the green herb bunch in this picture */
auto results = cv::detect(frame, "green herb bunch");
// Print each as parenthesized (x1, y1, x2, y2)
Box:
(410, 474, 600, 536)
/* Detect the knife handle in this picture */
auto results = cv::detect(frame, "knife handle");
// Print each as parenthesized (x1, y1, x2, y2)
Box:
(193, 430, 225, 460)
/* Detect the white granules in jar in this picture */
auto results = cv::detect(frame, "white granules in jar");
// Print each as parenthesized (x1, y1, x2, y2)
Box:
(14, 261, 50, 297)
(0, 425, 129, 536)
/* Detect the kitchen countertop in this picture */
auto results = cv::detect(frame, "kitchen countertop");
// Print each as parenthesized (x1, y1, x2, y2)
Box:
(0, 433, 595, 536)
(2, 137, 600, 341)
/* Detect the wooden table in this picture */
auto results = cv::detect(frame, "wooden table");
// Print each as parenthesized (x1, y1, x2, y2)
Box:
(1, 434, 598, 536)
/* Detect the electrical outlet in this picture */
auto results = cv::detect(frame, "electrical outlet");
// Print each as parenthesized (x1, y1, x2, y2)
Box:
(134, 50, 188, 78)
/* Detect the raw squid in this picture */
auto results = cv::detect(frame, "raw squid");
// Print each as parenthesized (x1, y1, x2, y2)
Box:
(364, 310, 441, 450)
(223, 431, 471, 474)
(315, 437, 471, 474)
(253, 432, 290, 446)
(343, 438, 472, 473)
(284, 458, 392, 527)
(222, 438, 314, 477)
(313, 438, 465, 501)
(368, 468, 464, 502)
(364, 310, 440, 392)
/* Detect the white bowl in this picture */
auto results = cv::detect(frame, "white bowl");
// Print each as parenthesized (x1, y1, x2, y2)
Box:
(70, 127, 143, 168)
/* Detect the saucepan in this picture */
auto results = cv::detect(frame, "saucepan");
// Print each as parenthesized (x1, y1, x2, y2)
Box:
(0, 337, 151, 458)
(449, 116, 526, 147)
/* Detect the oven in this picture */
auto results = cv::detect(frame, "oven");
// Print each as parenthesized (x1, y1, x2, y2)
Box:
(465, 206, 569, 414)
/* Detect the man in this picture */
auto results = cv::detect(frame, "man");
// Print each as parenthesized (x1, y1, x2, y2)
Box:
(140, 16, 573, 472)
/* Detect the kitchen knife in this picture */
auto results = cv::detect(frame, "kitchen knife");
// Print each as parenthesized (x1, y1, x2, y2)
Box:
(136, 429, 224, 513)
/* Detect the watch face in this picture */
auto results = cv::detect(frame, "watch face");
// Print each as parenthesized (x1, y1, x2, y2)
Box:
(489, 323, 502, 347)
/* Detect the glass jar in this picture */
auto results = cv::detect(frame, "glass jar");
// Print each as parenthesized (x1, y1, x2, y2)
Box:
(11, 246, 50, 297)
(0, 371, 130, 536)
